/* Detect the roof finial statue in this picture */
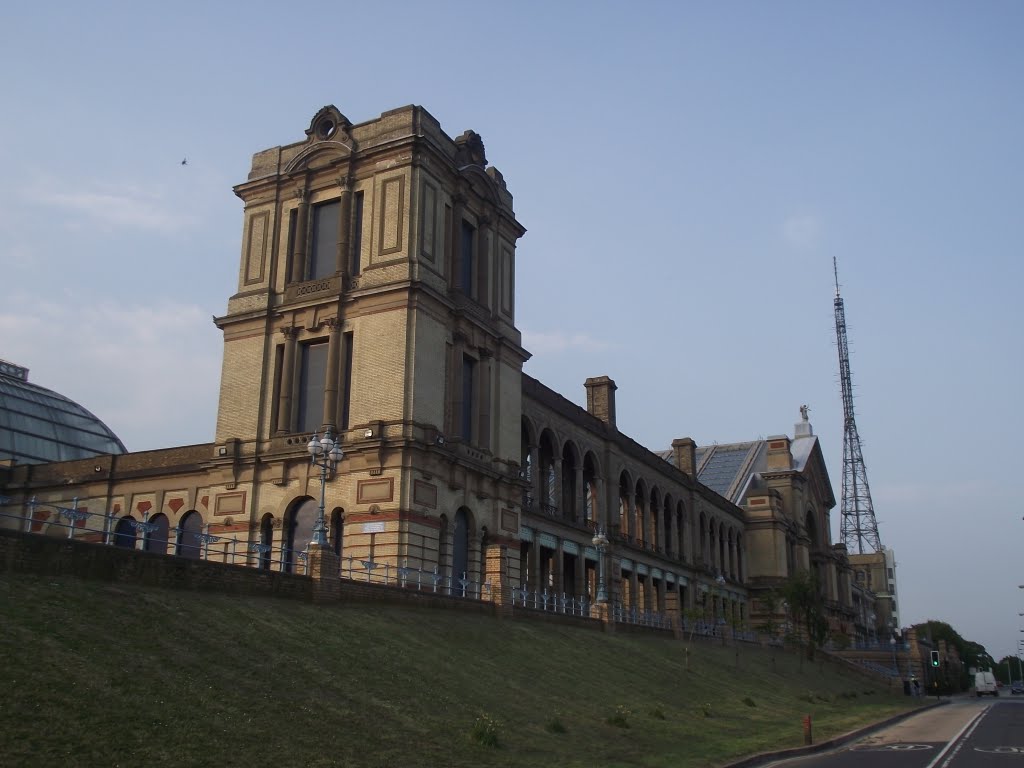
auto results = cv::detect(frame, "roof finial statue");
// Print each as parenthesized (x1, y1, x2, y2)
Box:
(800, 404, 810, 422)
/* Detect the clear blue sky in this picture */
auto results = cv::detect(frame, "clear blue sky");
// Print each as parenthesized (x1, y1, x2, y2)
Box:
(2, 1, 1022, 660)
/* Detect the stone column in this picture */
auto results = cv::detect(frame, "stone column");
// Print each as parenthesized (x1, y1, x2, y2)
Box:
(322, 318, 343, 430)
(335, 177, 352, 278)
(574, 465, 585, 525)
(290, 187, 309, 284)
(477, 348, 492, 450)
(528, 539, 542, 593)
(276, 327, 298, 434)
(670, 510, 680, 560)
(308, 544, 341, 603)
(450, 193, 466, 292)
(475, 215, 490, 306)
(574, 552, 586, 600)
(629, 569, 640, 611)
(551, 539, 564, 595)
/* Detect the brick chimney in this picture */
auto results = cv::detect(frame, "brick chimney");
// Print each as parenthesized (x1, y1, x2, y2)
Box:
(671, 437, 697, 476)
(584, 376, 617, 428)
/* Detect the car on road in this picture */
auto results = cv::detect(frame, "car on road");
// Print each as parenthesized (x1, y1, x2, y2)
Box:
(1011, 681, 1024, 695)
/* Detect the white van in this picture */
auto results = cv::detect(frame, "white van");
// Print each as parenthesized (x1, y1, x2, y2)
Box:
(975, 671, 999, 697)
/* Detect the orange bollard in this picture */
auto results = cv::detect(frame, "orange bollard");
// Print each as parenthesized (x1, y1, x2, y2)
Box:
(803, 714, 813, 745)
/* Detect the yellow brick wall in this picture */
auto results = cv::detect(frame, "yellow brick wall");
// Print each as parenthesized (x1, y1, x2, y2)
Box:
(215, 332, 266, 442)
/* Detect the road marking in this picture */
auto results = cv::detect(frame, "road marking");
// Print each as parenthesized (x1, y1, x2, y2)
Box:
(924, 706, 989, 768)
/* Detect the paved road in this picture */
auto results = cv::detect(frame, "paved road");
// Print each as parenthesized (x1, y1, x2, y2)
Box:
(761, 694, 1024, 768)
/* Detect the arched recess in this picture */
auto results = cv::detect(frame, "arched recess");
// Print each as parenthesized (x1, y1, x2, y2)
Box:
(583, 452, 600, 527)
(284, 497, 318, 572)
(259, 513, 274, 570)
(113, 516, 136, 549)
(520, 418, 537, 511)
(177, 510, 203, 559)
(538, 430, 558, 515)
(452, 507, 473, 581)
(717, 520, 727, 574)
(618, 471, 632, 538)
(676, 501, 686, 563)
(650, 487, 663, 552)
(561, 441, 580, 524)
(146, 513, 170, 554)
(698, 510, 708, 566)
(805, 509, 819, 551)
(662, 493, 673, 556)
(634, 479, 648, 549)
(330, 507, 345, 558)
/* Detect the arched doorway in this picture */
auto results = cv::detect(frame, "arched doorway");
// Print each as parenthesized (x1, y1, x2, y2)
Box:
(284, 497, 318, 573)
(330, 508, 344, 558)
(146, 513, 170, 554)
(452, 508, 471, 582)
(177, 511, 203, 559)
(113, 517, 136, 549)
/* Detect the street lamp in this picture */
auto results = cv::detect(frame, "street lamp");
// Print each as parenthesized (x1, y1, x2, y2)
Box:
(307, 428, 344, 547)
(592, 526, 609, 603)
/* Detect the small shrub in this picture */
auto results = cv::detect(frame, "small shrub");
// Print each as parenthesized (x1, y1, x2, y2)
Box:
(606, 705, 631, 728)
(471, 713, 500, 748)
(799, 692, 815, 704)
(742, 696, 756, 707)
(545, 716, 567, 734)
(649, 706, 666, 720)
(702, 702, 712, 718)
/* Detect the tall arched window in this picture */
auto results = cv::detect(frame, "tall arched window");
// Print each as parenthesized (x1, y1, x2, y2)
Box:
(330, 508, 344, 558)
(284, 498, 317, 572)
(146, 513, 170, 554)
(177, 511, 203, 559)
(113, 517, 136, 549)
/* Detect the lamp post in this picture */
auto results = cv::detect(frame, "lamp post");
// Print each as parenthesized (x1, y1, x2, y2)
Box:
(592, 526, 609, 603)
(307, 428, 344, 547)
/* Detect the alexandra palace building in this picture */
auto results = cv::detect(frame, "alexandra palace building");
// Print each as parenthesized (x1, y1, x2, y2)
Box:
(0, 104, 870, 640)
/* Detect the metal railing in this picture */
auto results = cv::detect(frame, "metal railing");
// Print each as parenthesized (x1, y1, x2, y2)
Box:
(0, 497, 495, 603)
(512, 586, 592, 617)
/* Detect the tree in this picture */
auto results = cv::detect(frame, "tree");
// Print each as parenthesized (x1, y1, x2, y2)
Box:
(780, 570, 829, 660)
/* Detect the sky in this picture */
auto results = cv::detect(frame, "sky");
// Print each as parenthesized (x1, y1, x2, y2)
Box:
(2, 1, 1022, 660)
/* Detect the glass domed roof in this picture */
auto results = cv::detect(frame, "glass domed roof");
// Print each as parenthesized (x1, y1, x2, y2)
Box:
(0, 359, 126, 466)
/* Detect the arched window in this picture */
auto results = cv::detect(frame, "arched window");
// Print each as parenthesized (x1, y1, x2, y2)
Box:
(284, 498, 318, 573)
(330, 508, 344, 558)
(177, 511, 203, 559)
(146, 513, 170, 554)
(113, 517, 136, 549)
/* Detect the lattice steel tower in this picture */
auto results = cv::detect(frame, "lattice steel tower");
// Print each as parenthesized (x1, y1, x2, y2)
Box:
(834, 259, 881, 554)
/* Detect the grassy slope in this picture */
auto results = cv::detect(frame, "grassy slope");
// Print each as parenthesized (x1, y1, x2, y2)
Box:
(0, 574, 916, 767)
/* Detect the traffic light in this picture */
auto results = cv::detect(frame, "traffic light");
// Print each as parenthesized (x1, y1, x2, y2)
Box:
(931, 650, 940, 667)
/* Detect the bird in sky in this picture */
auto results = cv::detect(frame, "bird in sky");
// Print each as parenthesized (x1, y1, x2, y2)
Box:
(181, 158, 188, 166)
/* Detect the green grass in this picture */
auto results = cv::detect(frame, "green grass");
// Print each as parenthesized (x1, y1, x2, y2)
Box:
(0, 573, 917, 767)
